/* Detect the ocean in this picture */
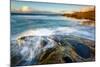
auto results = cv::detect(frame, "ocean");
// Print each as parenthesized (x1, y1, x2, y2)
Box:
(11, 14, 95, 66)
(11, 15, 95, 40)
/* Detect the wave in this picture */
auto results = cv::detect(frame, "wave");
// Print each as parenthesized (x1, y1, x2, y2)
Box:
(13, 26, 94, 41)
(16, 27, 77, 39)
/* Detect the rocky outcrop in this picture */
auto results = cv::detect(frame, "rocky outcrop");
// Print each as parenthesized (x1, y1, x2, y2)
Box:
(11, 35, 95, 66)
(63, 8, 95, 21)
(63, 7, 95, 26)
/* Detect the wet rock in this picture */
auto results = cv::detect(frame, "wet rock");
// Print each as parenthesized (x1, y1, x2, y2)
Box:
(66, 40, 91, 58)
(41, 38, 48, 47)
(63, 56, 73, 63)
(39, 46, 64, 64)
(75, 43, 91, 58)
(11, 35, 95, 66)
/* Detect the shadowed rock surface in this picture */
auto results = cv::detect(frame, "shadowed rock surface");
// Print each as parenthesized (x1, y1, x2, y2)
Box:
(11, 35, 95, 66)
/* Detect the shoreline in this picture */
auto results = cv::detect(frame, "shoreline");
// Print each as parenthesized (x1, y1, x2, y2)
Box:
(63, 16, 95, 27)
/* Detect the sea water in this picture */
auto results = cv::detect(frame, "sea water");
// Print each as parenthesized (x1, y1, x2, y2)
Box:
(11, 15, 95, 40)
(11, 14, 95, 66)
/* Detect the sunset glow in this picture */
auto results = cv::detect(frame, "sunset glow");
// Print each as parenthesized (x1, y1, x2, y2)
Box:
(21, 6, 30, 12)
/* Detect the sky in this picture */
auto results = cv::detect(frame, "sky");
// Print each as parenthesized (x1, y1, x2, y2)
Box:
(11, 0, 93, 13)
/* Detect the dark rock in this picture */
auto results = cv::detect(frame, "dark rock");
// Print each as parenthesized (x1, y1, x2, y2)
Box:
(63, 57, 73, 63)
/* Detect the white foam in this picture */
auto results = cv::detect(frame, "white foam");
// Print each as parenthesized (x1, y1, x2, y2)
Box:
(54, 27, 77, 35)
(15, 26, 95, 41)
(17, 29, 53, 39)
(17, 27, 77, 39)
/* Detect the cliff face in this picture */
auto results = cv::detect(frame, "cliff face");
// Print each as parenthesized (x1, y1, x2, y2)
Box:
(63, 8, 95, 21)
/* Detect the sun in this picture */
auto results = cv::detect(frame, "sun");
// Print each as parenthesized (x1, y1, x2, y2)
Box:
(21, 6, 29, 12)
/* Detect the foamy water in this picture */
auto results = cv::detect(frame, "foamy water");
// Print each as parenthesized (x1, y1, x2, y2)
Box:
(11, 15, 95, 40)
(11, 15, 95, 66)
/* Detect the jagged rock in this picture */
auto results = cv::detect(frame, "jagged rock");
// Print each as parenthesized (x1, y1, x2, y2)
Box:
(11, 35, 95, 66)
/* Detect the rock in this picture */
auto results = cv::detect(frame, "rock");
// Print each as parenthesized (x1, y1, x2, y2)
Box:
(38, 45, 64, 64)
(11, 35, 95, 66)
(63, 57, 72, 63)
(66, 39, 91, 58)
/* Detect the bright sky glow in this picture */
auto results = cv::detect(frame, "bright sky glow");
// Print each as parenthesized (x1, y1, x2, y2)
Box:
(11, 0, 93, 13)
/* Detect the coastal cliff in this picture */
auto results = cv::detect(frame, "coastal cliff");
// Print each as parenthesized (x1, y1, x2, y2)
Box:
(63, 7, 95, 26)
